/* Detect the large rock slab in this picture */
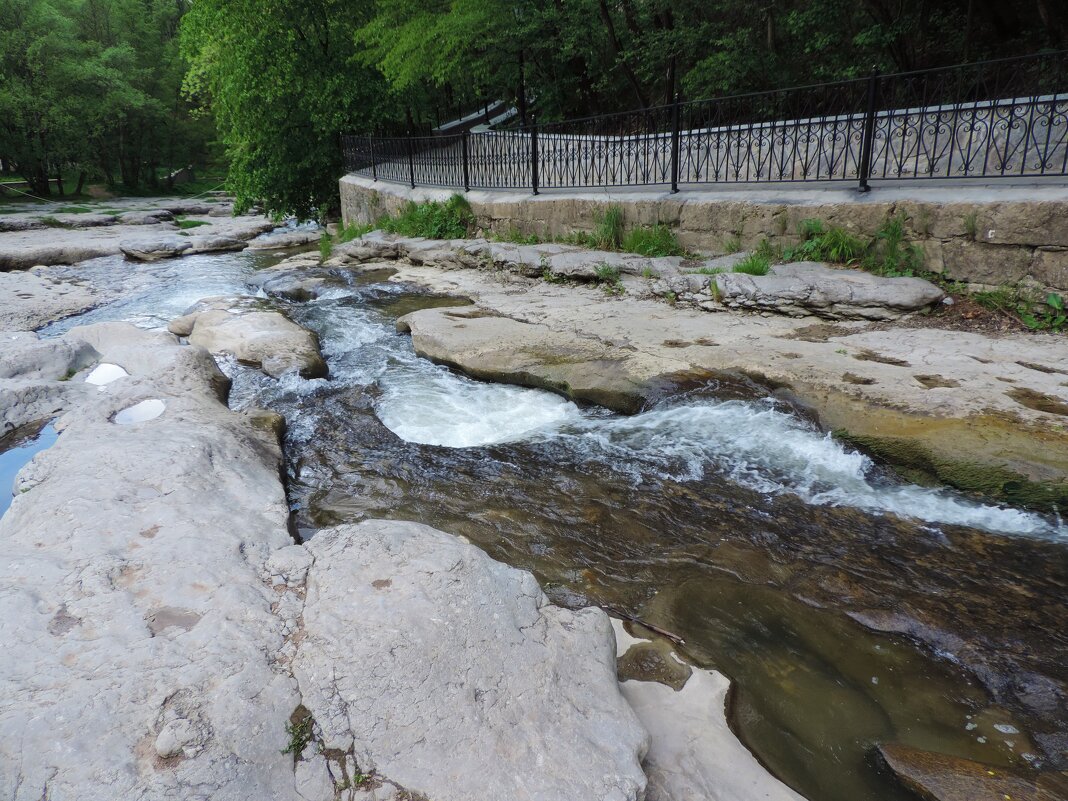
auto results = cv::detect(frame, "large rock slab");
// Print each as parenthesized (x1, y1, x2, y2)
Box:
(119, 234, 193, 261)
(713, 261, 945, 320)
(0, 268, 99, 330)
(292, 520, 649, 801)
(0, 323, 304, 801)
(169, 301, 327, 379)
(397, 305, 699, 413)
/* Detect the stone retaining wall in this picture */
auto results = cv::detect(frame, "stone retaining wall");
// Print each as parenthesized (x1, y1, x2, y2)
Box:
(340, 175, 1068, 291)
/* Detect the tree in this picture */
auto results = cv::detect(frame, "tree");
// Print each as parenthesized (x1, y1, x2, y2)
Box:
(181, 0, 394, 220)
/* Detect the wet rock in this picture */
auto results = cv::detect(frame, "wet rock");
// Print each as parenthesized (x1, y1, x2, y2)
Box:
(259, 272, 335, 302)
(119, 235, 192, 261)
(622, 670, 805, 801)
(0, 323, 303, 801)
(713, 262, 944, 320)
(168, 303, 327, 379)
(397, 305, 698, 413)
(0, 217, 45, 233)
(877, 743, 1041, 801)
(293, 519, 649, 801)
(186, 234, 247, 254)
(158, 200, 214, 216)
(246, 230, 321, 250)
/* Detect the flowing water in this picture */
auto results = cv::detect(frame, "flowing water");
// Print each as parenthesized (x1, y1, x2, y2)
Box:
(41, 249, 1068, 801)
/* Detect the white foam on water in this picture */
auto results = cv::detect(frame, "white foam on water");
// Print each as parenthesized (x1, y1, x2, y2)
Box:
(85, 363, 129, 388)
(113, 399, 166, 425)
(376, 362, 582, 448)
(549, 399, 1058, 537)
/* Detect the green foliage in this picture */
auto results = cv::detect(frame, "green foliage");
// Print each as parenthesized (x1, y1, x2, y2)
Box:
(495, 225, 541, 245)
(593, 262, 624, 294)
(319, 230, 333, 261)
(1019, 293, 1066, 332)
(691, 265, 724, 275)
(863, 215, 924, 276)
(180, 0, 395, 220)
(338, 222, 373, 243)
(177, 219, 210, 230)
(281, 714, 313, 757)
(753, 238, 780, 261)
(732, 253, 771, 276)
(592, 205, 625, 250)
(0, 0, 216, 196)
(972, 286, 1021, 315)
(379, 195, 474, 239)
(785, 219, 867, 264)
(54, 205, 91, 213)
(621, 224, 685, 257)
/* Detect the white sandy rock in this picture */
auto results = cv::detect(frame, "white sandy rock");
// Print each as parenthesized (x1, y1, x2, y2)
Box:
(168, 304, 327, 379)
(294, 520, 650, 801)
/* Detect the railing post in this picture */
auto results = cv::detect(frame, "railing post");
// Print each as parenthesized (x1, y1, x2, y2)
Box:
(670, 92, 681, 193)
(857, 69, 880, 192)
(462, 131, 471, 192)
(368, 135, 377, 181)
(530, 115, 539, 195)
(406, 131, 416, 189)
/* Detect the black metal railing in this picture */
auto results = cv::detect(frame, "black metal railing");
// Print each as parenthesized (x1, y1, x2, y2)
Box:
(342, 51, 1068, 193)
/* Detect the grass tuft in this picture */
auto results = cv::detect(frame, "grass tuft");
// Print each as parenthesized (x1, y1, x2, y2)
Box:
(732, 253, 771, 276)
(379, 194, 474, 239)
(621, 224, 686, 257)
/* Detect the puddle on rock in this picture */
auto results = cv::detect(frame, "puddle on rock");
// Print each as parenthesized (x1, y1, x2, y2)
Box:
(0, 421, 58, 517)
(113, 399, 165, 424)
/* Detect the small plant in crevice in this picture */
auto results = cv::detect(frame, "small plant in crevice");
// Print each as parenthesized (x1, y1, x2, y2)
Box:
(732, 252, 771, 276)
(722, 233, 742, 254)
(495, 225, 541, 245)
(319, 230, 333, 261)
(963, 210, 979, 241)
(691, 265, 724, 276)
(753, 237, 780, 261)
(1019, 292, 1066, 332)
(282, 711, 314, 758)
(594, 262, 624, 295)
(784, 219, 866, 264)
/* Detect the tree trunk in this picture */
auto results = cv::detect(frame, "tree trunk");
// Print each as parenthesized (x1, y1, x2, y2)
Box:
(56, 167, 64, 197)
(596, 0, 649, 109)
(75, 171, 86, 195)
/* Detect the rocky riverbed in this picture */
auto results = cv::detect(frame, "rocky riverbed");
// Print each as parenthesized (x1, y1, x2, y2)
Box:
(1, 214, 1067, 801)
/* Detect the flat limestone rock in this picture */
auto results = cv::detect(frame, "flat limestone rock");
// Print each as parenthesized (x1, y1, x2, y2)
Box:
(293, 520, 649, 801)
(877, 743, 1042, 801)
(0, 268, 99, 330)
(246, 229, 321, 250)
(714, 261, 944, 320)
(0, 323, 303, 801)
(397, 305, 699, 413)
(168, 304, 327, 378)
(119, 235, 192, 261)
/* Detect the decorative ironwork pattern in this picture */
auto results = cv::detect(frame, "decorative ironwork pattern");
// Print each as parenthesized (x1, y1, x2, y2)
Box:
(342, 51, 1068, 192)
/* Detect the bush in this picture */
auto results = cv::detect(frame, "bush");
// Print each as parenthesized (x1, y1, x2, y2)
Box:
(380, 195, 474, 239)
(732, 253, 771, 276)
(319, 230, 333, 260)
(621, 224, 685, 257)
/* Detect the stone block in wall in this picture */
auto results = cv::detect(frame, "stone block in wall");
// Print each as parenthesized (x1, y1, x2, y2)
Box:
(916, 239, 945, 274)
(894, 202, 973, 240)
(941, 240, 1032, 285)
(977, 202, 1068, 247)
(1032, 248, 1068, 291)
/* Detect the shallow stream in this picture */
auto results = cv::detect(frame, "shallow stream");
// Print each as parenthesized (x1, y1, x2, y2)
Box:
(41, 249, 1068, 801)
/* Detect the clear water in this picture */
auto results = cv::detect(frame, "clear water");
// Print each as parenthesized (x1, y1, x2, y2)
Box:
(39, 251, 1068, 801)
(0, 422, 58, 518)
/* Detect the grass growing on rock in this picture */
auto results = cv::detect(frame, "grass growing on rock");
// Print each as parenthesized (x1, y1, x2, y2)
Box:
(594, 262, 625, 295)
(732, 253, 771, 276)
(379, 195, 474, 239)
(338, 221, 373, 242)
(177, 218, 211, 230)
(621, 224, 687, 257)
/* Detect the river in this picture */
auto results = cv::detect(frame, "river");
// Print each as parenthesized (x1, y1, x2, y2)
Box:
(37, 246, 1068, 801)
